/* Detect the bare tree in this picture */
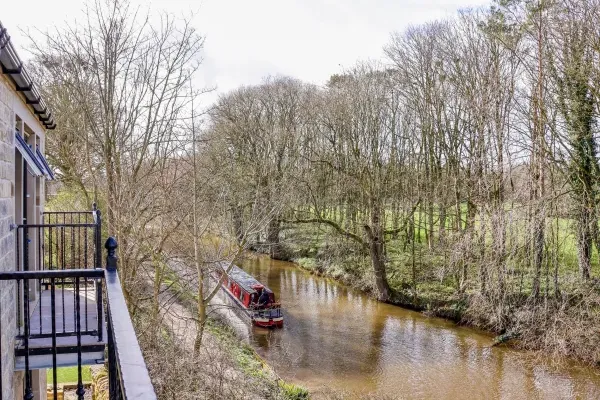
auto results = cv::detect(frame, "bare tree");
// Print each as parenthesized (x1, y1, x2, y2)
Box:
(30, 0, 204, 300)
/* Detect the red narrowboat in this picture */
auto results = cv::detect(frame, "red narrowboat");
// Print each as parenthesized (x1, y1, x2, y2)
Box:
(216, 264, 283, 328)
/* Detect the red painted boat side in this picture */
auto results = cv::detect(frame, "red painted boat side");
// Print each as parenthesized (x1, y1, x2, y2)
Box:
(216, 265, 284, 328)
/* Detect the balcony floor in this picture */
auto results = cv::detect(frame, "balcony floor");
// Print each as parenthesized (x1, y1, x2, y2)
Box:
(15, 287, 107, 370)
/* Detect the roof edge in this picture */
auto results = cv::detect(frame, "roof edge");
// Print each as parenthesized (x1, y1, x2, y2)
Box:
(0, 21, 55, 130)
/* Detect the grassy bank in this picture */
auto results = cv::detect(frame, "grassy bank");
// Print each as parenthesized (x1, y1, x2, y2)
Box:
(280, 222, 467, 318)
(205, 319, 309, 400)
(293, 255, 465, 321)
(160, 264, 309, 399)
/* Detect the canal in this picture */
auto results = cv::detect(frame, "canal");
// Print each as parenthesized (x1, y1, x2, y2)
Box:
(238, 254, 600, 399)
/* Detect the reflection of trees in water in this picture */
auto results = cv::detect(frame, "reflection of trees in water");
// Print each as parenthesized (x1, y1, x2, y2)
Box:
(252, 327, 282, 350)
(247, 258, 388, 378)
(362, 315, 387, 380)
(242, 257, 600, 398)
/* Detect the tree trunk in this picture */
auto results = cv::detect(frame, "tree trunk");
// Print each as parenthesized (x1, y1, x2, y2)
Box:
(479, 211, 488, 295)
(492, 209, 506, 296)
(194, 280, 206, 356)
(363, 204, 390, 302)
(267, 217, 282, 259)
(427, 201, 434, 249)
(193, 213, 206, 354)
(577, 204, 592, 280)
(151, 254, 163, 323)
(232, 205, 244, 245)
(439, 204, 446, 245)
(531, 207, 544, 298)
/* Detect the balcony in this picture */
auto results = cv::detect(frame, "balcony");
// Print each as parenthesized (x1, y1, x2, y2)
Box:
(0, 208, 156, 399)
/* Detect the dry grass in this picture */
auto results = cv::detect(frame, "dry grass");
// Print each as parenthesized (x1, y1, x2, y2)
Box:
(464, 283, 600, 366)
(131, 272, 301, 400)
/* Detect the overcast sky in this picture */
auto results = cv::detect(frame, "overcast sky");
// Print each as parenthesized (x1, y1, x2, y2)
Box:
(3, 0, 491, 104)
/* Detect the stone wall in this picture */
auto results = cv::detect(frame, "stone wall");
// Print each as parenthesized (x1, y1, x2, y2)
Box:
(0, 77, 16, 400)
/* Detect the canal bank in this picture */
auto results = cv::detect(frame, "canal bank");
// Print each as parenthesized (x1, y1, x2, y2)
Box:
(292, 255, 465, 322)
(239, 254, 600, 399)
(253, 227, 600, 369)
(161, 260, 310, 400)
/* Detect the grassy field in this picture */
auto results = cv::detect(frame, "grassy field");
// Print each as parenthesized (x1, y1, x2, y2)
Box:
(46, 366, 92, 384)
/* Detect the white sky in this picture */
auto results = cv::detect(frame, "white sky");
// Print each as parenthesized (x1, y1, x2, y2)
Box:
(3, 0, 491, 105)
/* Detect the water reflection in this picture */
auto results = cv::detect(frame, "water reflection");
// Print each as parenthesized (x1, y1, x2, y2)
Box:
(238, 255, 600, 399)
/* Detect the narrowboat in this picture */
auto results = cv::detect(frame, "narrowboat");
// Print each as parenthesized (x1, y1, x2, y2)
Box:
(215, 264, 283, 328)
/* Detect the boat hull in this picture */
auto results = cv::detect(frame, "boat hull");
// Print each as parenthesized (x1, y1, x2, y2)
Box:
(254, 317, 283, 328)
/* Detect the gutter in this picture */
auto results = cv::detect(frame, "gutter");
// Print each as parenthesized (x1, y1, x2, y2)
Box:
(0, 21, 55, 130)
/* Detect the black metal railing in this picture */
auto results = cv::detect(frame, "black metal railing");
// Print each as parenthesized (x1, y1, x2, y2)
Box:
(1, 205, 156, 399)
(18, 205, 102, 272)
(0, 269, 105, 400)
(14, 205, 103, 350)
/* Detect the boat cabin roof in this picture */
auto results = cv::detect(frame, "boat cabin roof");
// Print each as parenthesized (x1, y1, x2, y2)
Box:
(219, 263, 273, 295)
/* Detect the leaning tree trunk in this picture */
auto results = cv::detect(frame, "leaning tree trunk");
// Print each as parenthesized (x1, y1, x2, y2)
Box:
(267, 217, 282, 259)
(363, 204, 390, 302)
(232, 204, 244, 245)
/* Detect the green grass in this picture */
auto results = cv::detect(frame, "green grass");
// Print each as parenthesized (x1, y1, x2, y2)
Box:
(205, 319, 268, 378)
(279, 381, 310, 400)
(46, 366, 92, 384)
(292, 205, 600, 269)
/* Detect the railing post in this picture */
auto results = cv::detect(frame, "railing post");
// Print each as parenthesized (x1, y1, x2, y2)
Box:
(95, 204, 104, 342)
(75, 276, 85, 400)
(105, 237, 121, 400)
(0, 288, 2, 399)
(23, 227, 33, 400)
(94, 203, 102, 270)
(105, 237, 117, 272)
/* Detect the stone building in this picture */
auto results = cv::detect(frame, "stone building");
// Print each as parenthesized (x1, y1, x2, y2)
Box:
(1, 20, 56, 400)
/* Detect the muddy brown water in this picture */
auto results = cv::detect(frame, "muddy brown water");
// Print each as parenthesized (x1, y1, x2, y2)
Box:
(237, 255, 600, 399)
